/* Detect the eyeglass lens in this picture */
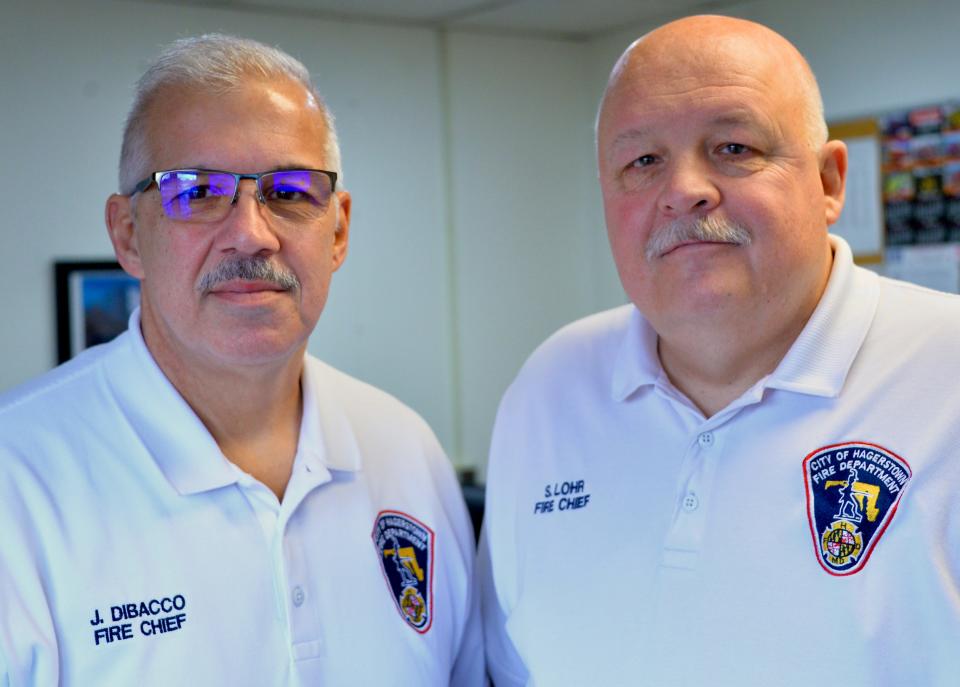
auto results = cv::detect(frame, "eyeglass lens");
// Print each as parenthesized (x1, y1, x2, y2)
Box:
(157, 170, 334, 222)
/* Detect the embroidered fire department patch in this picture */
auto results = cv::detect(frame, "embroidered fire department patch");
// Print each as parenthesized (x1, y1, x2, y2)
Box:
(803, 442, 912, 576)
(372, 511, 434, 633)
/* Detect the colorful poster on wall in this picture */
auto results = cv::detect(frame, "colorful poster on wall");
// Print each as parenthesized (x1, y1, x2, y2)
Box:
(881, 103, 960, 245)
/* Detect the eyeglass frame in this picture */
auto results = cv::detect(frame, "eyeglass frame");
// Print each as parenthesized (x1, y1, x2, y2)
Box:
(128, 167, 339, 218)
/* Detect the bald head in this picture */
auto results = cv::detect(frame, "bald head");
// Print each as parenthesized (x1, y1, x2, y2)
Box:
(594, 13, 847, 362)
(600, 15, 827, 150)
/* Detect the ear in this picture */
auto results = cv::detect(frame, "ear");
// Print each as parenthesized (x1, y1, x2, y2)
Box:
(331, 190, 351, 272)
(819, 140, 847, 226)
(105, 194, 146, 279)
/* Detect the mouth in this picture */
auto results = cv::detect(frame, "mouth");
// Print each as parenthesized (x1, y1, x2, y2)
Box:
(207, 279, 289, 303)
(210, 279, 287, 293)
(659, 239, 737, 258)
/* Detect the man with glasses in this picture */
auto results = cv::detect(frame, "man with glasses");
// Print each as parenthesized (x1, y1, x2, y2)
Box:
(480, 14, 960, 686)
(0, 35, 482, 685)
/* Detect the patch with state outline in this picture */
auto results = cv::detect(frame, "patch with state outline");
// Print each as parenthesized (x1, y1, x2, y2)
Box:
(803, 442, 912, 575)
(372, 510, 435, 633)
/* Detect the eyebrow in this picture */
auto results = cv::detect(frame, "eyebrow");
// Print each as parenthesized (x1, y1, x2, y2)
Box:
(174, 163, 317, 173)
(610, 128, 652, 149)
(607, 111, 765, 155)
(605, 128, 653, 163)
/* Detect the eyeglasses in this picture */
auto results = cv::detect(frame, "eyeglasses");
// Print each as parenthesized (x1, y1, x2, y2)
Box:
(129, 168, 338, 223)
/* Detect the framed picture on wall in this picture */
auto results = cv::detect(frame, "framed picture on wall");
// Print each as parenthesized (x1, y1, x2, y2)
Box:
(54, 261, 140, 364)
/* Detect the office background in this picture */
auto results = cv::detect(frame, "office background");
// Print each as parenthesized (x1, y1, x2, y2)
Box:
(2, 0, 958, 477)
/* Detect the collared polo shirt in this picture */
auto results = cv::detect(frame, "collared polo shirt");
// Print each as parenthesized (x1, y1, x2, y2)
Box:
(0, 311, 483, 686)
(480, 236, 960, 686)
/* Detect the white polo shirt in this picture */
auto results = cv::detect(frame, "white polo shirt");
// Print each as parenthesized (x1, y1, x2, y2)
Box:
(480, 236, 960, 687)
(0, 311, 483, 686)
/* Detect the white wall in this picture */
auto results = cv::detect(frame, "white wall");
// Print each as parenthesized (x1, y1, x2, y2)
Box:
(444, 31, 604, 469)
(3, 0, 959, 475)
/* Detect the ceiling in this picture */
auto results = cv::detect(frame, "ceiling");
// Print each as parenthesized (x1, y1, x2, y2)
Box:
(136, 0, 753, 40)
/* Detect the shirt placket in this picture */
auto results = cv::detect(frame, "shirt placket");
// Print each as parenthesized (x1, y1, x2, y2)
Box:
(660, 422, 724, 572)
(236, 461, 330, 675)
(277, 458, 330, 676)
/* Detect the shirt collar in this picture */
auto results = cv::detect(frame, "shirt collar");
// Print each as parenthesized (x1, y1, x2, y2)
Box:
(105, 310, 362, 497)
(105, 308, 238, 495)
(610, 235, 879, 402)
(297, 356, 363, 473)
(611, 306, 661, 402)
(765, 234, 878, 397)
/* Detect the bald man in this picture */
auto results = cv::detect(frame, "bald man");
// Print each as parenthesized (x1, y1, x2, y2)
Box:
(479, 15, 960, 686)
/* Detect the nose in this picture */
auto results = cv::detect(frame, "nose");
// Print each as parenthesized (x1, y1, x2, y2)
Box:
(657, 154, 720, 216)
(217, 180, 280, 255)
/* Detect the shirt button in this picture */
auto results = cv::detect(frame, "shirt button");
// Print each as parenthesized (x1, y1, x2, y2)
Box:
(682, 492, 699, 512)
(698, 432, 714, 448)
(292, 586, 305, 607)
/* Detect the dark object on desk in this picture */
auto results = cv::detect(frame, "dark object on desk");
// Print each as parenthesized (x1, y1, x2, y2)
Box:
(461, 483, 485, 543)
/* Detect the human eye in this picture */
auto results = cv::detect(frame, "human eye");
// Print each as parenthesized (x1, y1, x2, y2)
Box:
(159, 172, 215, 207)
(717, 142, 752, 156)
(263, 171, 322, 207)
(182, 184, 214, 200)
(630, 154, 659, 168)
(712, 140, 768, 176)
(267, 185, 313, 203)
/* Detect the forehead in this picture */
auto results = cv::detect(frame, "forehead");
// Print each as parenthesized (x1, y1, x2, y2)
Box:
(598, 36, 804, 151)
(606, 68, 769, 126)
(143, 77, 329, 171)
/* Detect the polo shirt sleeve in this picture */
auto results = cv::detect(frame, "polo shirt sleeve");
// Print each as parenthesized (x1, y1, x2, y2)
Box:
(478, 523, 528, 687)
(449, 575, 486, 687)
(0, 464, 60, 687)
(418, 426, 488, 687)
(446, 511, 487, 687)
(478, 392, 530, 687)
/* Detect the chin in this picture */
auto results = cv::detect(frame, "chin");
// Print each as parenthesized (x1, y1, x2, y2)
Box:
(633, 278, 754, 322)
(207, 332, 307, 367)
(688, 281, 754, 309)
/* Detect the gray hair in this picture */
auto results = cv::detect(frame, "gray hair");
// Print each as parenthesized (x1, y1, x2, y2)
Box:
(801, 80, 828, 150)
(118, 33, 342, 194)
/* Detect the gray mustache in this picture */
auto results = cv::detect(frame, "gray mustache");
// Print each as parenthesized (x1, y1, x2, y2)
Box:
(645, 215, 752, 261)
(196, 257, 300, 294)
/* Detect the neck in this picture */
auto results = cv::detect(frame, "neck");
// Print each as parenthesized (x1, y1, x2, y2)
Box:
(147, 336, 305, 501)
(657, 263, 832, 418)
(658, 319, 799, 417)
